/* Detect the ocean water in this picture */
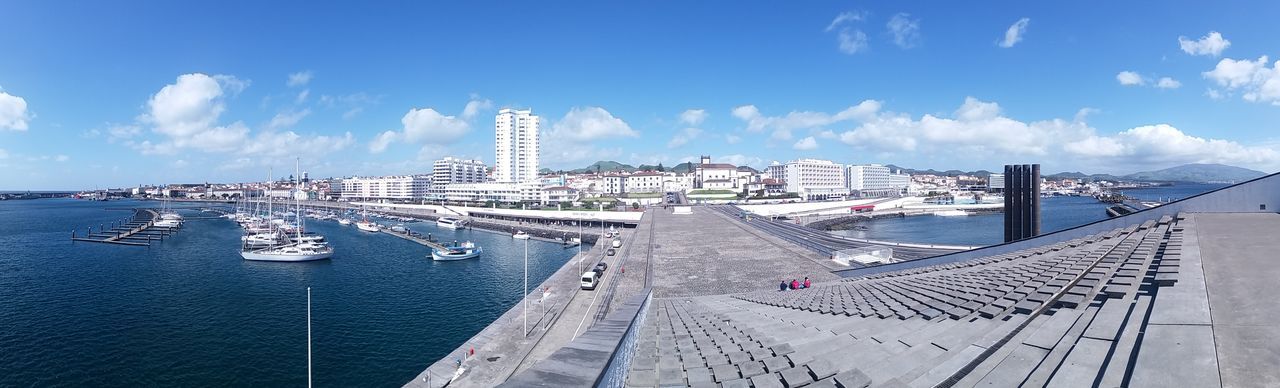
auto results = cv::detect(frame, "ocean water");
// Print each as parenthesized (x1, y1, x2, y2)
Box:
(832, 183, 1228, 246)
(0, 199, 576, 387)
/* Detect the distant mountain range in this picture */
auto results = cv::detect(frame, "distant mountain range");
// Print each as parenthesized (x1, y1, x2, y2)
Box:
(1122, 163, 1266, 183)
(543, 161, 1267, 184)
(889, 163, 1265, 183)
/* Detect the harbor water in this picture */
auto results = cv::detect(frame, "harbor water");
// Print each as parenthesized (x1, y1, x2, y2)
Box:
(0, 199, 576, 387)
(833, 183, 1228, 246)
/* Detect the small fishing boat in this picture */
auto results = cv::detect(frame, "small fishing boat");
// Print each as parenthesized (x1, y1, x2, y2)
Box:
(512, 230, 530, 240)
(431, 241, 482, 261)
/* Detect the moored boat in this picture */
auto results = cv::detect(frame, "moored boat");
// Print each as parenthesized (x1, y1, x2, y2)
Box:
(431, 241, 482, 261)
(437, 217, 465, 229)
(512, 230, 530, 239)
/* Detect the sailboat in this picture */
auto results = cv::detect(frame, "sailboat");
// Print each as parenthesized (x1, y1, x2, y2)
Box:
(355, 207, 380, 232)
(241, 160, 334, 262)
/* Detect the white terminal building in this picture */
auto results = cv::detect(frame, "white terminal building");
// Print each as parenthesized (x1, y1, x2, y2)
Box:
(339, 175, 432, 201)
(494, 108, 540, 183)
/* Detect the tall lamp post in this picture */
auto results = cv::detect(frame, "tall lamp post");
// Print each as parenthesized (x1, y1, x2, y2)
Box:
(523, 237, 529, 337)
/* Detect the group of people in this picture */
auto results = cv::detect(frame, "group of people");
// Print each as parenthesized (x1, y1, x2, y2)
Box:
(779, 277, 811, 291)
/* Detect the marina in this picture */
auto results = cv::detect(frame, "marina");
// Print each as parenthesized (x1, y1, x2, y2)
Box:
(0, 198, 579, 387)
(69, 208, 176, 246)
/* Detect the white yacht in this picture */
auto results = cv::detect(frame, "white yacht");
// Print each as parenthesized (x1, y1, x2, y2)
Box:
(242, 242, 333, 262)
(437, 217, 465, 229)
(512, 230, 530, 240)
(337, 218, 352, 226)
(240, 159, 334, 262)
(431, 241, 482, 261)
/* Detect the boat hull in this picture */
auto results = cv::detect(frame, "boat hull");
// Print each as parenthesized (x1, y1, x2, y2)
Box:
(431, 247, 482, 261)
(241, 250, 333, 262)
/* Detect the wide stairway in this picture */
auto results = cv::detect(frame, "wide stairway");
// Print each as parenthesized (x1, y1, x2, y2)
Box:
(626, 215, 1190, 387)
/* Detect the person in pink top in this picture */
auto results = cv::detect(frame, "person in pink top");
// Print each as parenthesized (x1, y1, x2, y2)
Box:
(803, 277, 811, 289)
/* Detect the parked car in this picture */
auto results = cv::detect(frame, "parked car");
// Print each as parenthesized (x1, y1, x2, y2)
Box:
(594, 262, 609, 272)
(581, 271, 599, 290)
(607, 248, 616, 256)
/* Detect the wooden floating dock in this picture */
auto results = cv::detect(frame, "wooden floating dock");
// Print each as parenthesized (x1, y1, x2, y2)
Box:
(380, 228, 450, 251)
(70, 209, 176, 247)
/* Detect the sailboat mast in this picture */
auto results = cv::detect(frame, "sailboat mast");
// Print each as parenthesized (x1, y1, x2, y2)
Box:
(307, 286, 312, 388)
(295, 158, 303, 239)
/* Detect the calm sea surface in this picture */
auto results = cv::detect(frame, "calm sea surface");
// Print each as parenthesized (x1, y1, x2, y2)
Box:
(0, 199, 576, 387)
(832, 183, 1227, 246)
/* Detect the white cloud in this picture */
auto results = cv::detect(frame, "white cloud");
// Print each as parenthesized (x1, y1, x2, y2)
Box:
(130, 73, 348, 159)
(1063, 124, 1279, 167)
(1179, 31, 1231, 57)
(461, 95, 494, 120)
(1156, 77, 1182, 89)
(267, 109, 311, 130)
(0, 148, 8, 159)
(999, 18, 1030, 48)
(667, 127, 703, 148)
(1203, 55, 1280, 105)
(887, 13, 921, 49)
(725, 134, 742, 144)
(342, 108, 363, 120)
(821, 96, 1280, 171)
(55, 155, 69, 162)
(826, 11, 864, 32)
(1116, 71, 1145, 86)
(287, 71, 314, 87)
(368, 131, 398, 153)
(732, 100, 881, 133)
(295, 89, 310, 105)
(0, 91, 31, 131)
(793, 136, 819, 150)
(837, 29, 869, 54)
(718, 154, 765, 169)
(679, 109, 707, 126)
(173, 159, 188, 168)
(825, 11, 869, 55)
(549, 106, 638, 142)
(542, 145, 624, 167)
(240, 131, 355, 159)
(401, 107, 471, 143)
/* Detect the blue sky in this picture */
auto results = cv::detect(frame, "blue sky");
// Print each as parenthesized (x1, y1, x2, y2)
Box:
(2, 1, 1280, 190)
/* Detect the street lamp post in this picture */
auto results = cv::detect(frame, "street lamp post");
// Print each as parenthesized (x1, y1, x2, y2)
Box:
(523, 238, 528, 337)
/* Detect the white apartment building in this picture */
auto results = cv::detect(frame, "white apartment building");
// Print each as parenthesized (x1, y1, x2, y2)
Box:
(987, 173, 1005, 192)
(847, 164, 893, 197)
(602, 175, 625, 195)
(625, 172, 664, 193)
(779, 159, 848, 200)
(494, 108, 540, 183)
(432, 157, 488, 189)
(663, 173, 695, 193)
(340, 175, 432, 201)
(438, 182, 545, 203)
(889, 172, 911, 194)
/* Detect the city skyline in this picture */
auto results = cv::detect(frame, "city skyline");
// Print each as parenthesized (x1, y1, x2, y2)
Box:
(3, 1, 1280, 190)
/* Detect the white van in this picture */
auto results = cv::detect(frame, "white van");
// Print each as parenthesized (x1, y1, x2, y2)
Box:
(611, 239, 622, 248)
(581, 271, 599, 290)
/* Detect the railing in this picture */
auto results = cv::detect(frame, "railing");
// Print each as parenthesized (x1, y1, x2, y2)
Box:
(497, 287, 653, 387)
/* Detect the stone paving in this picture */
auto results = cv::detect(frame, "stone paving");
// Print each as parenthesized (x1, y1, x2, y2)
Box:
(647, 207, 838, 298)
(623, 213, 1238, 387)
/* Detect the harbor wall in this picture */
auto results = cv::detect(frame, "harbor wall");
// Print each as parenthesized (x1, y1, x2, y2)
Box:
(838, 172, 1280, 277)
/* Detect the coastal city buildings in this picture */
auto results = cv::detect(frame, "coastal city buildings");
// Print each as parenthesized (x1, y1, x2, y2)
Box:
(431, 157, 488, 190)
(494, 108, 541, 183)
(694, 156, 739, 190)
(338, 175, 431, 201)
(775, 158, 848, 200)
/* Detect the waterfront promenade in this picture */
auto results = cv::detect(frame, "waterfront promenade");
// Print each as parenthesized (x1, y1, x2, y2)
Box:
(405, 206, 847, 387)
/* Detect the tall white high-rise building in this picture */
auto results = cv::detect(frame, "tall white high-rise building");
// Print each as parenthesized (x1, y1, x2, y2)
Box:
(494, 108, 540, 183)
